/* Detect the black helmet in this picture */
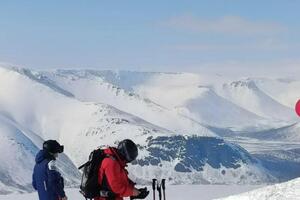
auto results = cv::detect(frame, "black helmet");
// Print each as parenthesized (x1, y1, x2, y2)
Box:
(43, 140, 64, 154)
(117, 139, 138, 162)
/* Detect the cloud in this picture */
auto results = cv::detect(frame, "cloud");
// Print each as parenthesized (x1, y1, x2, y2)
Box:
(165, 15, 286, 35)
(172, 38, 290, 52)
(177, 59, 300, 78)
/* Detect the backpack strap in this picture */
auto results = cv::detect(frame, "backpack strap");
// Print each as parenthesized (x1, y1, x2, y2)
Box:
(100, 174, 115, 200)
(100, 154, 117, 200)
(78, 161, 90, 170)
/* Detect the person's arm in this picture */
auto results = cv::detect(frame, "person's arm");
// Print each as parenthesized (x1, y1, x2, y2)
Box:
(32, 171, 37, 190)
(47, 160, 66, 198)
(104, 159, 136, 197)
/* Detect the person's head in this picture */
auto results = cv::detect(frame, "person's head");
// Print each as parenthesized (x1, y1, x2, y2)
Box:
(117, 139, 138, 163)
(43, 140, 64, 158)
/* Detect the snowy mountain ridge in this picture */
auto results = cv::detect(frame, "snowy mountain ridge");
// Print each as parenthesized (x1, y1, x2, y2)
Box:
(220, 78, 295, 121)
(36, 69, 298, 130)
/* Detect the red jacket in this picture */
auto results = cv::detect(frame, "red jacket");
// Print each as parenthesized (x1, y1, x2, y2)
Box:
(95, 147, 135, 200)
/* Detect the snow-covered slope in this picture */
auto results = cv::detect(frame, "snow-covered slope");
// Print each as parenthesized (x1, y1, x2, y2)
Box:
(35, 70, 291, 131)
(175, 87, 267, 130)
(243, 122, 300, 142)
(253, 77, 300, 109)
(0, 67, 173, 161)
(0, 185, 262, 200)
(94, 71, 296, 129)
(47, 70, 297, 125)
(219, 78, 296, 121)
(31, 69, 213, 136)
(0, 114, 80, 194)
(0, 115, 38, 194)
(218, 177, 300, 200)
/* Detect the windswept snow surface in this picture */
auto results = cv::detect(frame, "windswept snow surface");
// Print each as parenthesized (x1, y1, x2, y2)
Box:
(1, 179, 299, 200)
(0, 185, 261, 200)
(218, 177, 300, 200)
(2, 179, 299, 200)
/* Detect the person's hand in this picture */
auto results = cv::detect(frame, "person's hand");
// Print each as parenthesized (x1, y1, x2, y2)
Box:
(130, 187, 149, 199)
(129, 179, 137, 186)
(132, 188, 140, 196)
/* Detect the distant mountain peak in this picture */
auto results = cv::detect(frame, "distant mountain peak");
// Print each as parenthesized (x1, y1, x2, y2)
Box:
(228, 79, 259, 91)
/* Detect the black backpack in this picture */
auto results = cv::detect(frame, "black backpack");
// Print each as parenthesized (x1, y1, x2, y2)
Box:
(78, 148, 116, 199)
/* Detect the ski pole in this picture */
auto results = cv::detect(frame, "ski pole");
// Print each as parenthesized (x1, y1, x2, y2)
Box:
(152, 179, 157, 200)
(157, 181, 162, 200)
(161, 179, 166, 200)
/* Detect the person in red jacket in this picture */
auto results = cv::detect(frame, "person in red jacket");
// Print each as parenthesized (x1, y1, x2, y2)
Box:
(96, 139, 149, 200)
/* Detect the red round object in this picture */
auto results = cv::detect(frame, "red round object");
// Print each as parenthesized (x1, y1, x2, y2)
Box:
(296, 99, 300, 117)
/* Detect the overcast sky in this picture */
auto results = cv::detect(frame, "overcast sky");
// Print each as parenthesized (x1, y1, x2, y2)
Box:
(0, 0, 299, 76)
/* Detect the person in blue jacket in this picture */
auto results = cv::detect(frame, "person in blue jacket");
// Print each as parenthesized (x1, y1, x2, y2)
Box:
(32, 140, 68, 200)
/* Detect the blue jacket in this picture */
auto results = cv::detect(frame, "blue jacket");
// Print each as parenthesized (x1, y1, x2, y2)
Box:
(32, 150, 66, 200)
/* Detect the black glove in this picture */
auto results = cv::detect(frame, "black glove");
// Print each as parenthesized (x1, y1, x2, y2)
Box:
(130, 187, 149, 200)
(129, 179, 136, 186)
